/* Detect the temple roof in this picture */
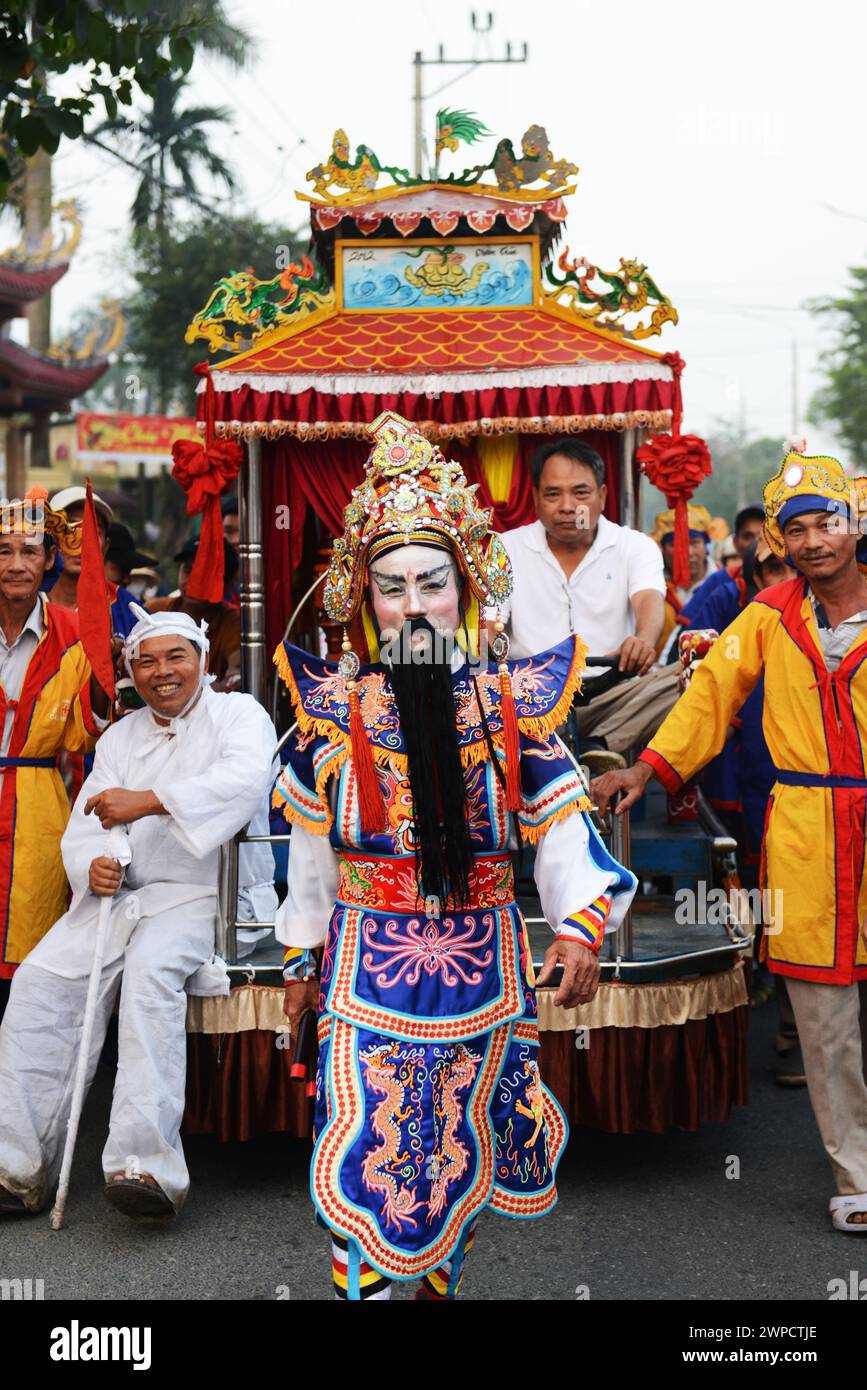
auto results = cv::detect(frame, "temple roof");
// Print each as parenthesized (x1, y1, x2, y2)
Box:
(0, 337, 108, 413)
(0, 261, 69, 326)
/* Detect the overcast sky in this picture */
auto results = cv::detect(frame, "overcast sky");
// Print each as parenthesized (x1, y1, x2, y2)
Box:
(10, 0, 867, 453)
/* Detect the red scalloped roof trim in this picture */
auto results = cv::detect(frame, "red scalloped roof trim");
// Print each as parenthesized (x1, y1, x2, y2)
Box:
(219, 307, 658, 375)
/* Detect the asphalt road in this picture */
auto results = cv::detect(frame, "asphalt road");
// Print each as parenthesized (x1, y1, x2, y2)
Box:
(0, 1003, 858, 1303)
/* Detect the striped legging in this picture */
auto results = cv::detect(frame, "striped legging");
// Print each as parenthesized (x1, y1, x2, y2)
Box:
(331, 1220, 478, 1301)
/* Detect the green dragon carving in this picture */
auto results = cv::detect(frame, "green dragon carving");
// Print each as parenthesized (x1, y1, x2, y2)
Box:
(544, 249, 678, 340)
(185, 254, 333, 353)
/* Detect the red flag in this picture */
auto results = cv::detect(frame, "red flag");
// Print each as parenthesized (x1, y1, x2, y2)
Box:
(78, 479, 115, 702)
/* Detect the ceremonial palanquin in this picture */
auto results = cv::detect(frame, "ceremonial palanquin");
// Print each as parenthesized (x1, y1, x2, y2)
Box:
(185, 116, 684, 674)
(181, 114, 751, 1161)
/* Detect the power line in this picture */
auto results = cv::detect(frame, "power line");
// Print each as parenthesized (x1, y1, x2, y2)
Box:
(202, 53, 308, 153)
(411, 12, 528, 176)
(819, 201, 867, 224)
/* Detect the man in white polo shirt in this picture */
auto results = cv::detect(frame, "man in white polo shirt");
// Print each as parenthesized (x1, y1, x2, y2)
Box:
(500, 438, 679, 761)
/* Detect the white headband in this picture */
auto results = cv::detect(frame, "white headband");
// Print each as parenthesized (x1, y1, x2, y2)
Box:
(123, 603, 213, 718)
(123, 602, 210, 661)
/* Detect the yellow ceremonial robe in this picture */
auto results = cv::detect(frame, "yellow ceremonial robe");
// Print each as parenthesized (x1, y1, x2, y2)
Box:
(0, 599, 97, 977)
(640, 575, 867, 985)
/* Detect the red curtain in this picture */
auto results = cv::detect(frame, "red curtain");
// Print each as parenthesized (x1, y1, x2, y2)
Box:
(211, 378, 674, 430)
(261, 430, 625, 652)
(262, 438, 368, 652)
(458, 431, 621, 531)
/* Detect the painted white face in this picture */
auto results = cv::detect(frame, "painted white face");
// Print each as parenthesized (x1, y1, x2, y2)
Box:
(368, 543, 461, 650)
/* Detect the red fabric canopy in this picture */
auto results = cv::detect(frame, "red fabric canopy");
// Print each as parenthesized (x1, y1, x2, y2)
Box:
(212, 378, 672, 437)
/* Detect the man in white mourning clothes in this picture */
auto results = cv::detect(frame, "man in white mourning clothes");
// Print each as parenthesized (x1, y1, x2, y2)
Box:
(0, 605, 277, 1221)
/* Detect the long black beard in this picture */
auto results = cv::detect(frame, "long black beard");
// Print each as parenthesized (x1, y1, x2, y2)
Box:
(383, 618, 474, 910)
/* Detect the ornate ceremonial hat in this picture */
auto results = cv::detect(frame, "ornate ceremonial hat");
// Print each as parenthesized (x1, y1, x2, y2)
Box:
(322, 411, 513, 623)
(0, 486, 68, 546)
(762, 451, 865, 559)
(652, 503, 713, 545)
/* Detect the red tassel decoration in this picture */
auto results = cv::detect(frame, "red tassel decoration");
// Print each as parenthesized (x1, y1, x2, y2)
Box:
(348, 683, 386, 832)
(498, 666, 522, 813)
(340, 630, 385, 833)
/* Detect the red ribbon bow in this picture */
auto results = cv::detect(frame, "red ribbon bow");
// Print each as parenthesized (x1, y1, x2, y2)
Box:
(171, 362, 242, 604)
(636, 354, 712, 590)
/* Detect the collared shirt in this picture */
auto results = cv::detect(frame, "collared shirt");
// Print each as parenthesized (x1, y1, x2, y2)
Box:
(499, 515, 665, 666)
(810, 591, 867, 672)
(0, 598, 44, 756)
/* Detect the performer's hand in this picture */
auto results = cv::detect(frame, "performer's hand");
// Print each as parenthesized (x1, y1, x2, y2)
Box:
(89, 856, 124, 897)
(283, 980, 319, 1028)
(84, 787, 165, 828)
(536, 938, 601, 1007)
(612, 635, 656, 676)
(591, 761, 654, 817)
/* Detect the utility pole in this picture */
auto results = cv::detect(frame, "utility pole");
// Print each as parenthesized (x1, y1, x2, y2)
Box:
(790, 337, 799, 436)
(736, 381, 748, 510)
(412, 11, 528, 178)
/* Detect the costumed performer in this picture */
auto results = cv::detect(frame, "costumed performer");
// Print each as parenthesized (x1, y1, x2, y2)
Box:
(593, 452, 867, 1234)
(275, 412, 636, 1300)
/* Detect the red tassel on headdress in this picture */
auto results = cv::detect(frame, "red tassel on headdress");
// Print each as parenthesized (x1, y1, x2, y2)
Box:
(498, 667, 522, 813)
(349, 684, 386, 832)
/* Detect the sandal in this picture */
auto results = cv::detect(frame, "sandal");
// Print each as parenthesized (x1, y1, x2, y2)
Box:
(829, 1193, 867, 1234)
(103, 1173, 175, 1221)
(0, 1183, 29, 1216)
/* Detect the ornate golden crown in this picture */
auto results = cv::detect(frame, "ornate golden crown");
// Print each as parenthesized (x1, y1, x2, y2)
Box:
(762, 452, 863, 558)
(322, 412, 513, 623)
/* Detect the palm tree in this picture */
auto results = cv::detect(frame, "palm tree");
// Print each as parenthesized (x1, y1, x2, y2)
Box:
(96, 72, 237, 236)
(94, 1, 254, 236)
(144, 1, 255, 71)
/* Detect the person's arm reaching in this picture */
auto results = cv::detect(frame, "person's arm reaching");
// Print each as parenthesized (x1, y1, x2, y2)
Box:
(615, 588, 665, 674)
(530, 777, 636, 1007)
(593, 601, 768, 815)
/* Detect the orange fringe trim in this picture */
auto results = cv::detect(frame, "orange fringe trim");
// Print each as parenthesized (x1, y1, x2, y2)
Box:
(271, 739, 349, 838)
(214, 412, 673, 443)
(519, 795, 592, 846)
(273, 633, 588, 775)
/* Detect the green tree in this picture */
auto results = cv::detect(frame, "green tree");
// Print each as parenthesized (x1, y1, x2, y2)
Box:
(0, 1, 254, 203)
(142, 1, 253, 69)
(0, 1, 195, 199)
(115, 214, 306, 414)
(94, 72, 237, 235)
(808, 265, 867, 468)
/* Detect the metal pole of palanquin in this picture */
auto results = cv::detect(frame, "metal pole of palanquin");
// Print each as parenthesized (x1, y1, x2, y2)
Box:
(239, 433, 266, 707)
(619, 428, 637, 530)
